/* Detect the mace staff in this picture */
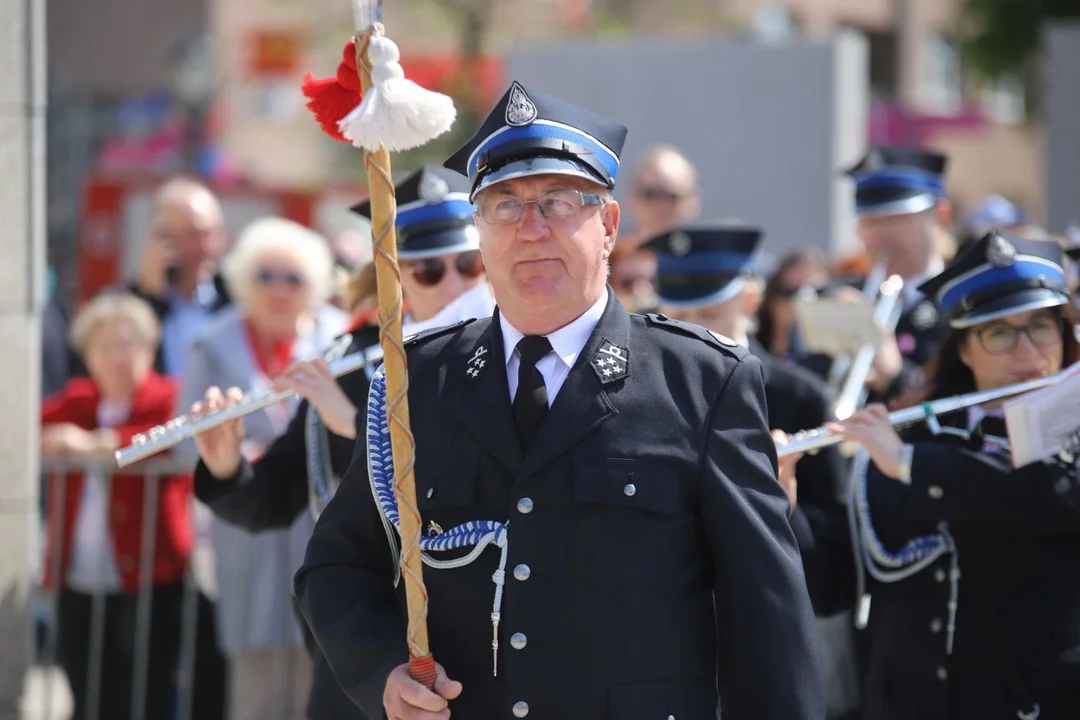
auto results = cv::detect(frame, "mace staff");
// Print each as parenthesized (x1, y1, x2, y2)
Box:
(302, 0, 456, 689)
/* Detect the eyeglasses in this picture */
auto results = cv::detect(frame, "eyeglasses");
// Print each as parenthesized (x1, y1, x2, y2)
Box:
(476, 189, 605, 225)
(637, 187, 686, 203)
(256, 268, 305, 288)
(974, 316, 1062, 355)
(404, 250, 485, 287)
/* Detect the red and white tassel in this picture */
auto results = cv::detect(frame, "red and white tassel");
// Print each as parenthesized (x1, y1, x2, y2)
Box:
(338, 34, 456, 152)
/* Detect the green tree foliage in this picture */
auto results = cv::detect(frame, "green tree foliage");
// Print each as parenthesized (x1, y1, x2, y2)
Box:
(960, 0, 1080, 78)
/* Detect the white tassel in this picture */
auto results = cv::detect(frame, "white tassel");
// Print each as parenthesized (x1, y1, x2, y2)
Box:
(339, 34, 457, 152)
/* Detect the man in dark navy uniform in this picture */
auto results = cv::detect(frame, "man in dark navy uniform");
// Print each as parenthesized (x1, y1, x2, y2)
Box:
(644, 224, 859, 718)
(293, 81, 825, 720)
(804, 147, 953, 405)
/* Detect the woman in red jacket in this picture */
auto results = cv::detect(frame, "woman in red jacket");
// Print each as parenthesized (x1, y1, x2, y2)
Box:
(40, 291, 194, 720)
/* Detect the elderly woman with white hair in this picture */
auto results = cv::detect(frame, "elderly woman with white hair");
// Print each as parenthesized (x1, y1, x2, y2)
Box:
(177, 216, 347, 720)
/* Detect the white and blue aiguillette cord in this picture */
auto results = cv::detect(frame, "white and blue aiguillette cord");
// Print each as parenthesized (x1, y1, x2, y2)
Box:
(849, 446, 960, 654)
(366, 364, 510, 675)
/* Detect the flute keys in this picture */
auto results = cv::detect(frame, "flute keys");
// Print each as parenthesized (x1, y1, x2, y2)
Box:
(131, 433, 147, 446)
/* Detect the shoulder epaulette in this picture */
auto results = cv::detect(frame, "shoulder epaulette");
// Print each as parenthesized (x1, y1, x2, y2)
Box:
(403, 318, 477, 348)
(643, 313, 749, 359)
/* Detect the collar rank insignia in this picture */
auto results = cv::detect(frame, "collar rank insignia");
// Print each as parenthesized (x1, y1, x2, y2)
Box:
(591, 340, 629, 384)
(466, 345, 489, 382)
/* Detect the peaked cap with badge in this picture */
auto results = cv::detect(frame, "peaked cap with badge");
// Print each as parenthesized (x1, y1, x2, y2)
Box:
(845, 146, 948, 218)
(444, 81, 629, 200)
(643, 224, 763, 308)
(917, 230, 1069, 329)
(351, 164, 478, 260)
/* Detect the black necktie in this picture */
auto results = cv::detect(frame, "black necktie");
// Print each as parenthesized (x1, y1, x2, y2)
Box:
(513, 335, 552, 453)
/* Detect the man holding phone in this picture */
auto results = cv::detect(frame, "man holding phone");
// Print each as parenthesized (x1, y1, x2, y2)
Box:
(129, 176, 231, 377)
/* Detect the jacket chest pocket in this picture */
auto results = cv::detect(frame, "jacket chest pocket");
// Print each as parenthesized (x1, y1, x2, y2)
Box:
(569, 458, 697, 584)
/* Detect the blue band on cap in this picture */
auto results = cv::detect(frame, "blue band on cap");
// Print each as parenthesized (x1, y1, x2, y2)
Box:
(467, 120, 620, 182)
(855, 168, 945, 197)
(397, 196, 475, 230)
(938, 258, 1066, 312)
(657, 251, 755, 275)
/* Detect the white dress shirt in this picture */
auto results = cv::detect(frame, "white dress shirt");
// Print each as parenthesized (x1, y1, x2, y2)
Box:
(501, 292, 608, 405)
(67, 399, 129, 593)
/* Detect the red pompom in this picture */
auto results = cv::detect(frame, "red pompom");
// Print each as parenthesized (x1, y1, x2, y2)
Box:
(300, 39, 363, 143)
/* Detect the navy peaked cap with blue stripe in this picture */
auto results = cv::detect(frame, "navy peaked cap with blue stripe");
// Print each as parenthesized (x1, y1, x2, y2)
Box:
(443, 81, 629, 200)
(350, 165, 478, 260)
(917, 230, 1068, 329)
(642, 224, 763, 309)
(845, 146, 948, 218)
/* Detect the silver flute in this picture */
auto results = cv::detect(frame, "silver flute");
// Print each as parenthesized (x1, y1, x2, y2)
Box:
(114, 342, 385, 468)
(777, 371, 1063, 458)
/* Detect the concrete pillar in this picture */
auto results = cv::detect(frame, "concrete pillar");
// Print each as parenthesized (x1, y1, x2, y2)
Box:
(0, 0, 46, 714)
(1044, 22, 1080, 234)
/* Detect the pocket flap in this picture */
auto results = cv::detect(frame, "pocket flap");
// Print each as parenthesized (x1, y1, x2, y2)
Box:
(572, 458, 687, 516)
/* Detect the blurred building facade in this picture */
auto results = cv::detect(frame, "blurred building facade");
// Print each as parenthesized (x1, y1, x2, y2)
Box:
(45, 0, 1044, 293)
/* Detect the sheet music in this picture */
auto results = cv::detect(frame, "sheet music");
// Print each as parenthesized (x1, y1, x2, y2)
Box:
(793, 296, 882, 357)
(1004, 361, 1080, 467)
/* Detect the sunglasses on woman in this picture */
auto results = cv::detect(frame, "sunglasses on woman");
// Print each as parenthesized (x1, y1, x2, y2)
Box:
(404, 250, 484, 287)
(256, 268, 305, 288)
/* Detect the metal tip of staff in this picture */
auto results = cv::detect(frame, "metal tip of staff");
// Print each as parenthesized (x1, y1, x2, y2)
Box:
(352, 0, 383, 29)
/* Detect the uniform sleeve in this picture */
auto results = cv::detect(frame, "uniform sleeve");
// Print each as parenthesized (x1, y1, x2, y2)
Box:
(867, 442, 1080, 533)
(789, 378, 858, 616)
(293, 428, 406, 717)
(700, 356, 826, 720)
(194, 401, 312, 532)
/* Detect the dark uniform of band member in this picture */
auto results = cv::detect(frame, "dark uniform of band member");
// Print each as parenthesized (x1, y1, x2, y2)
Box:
(826, 231, 1080, 719)
(192, 165, 483, 720)
(802, 147, 952, 403)
(643, 225, 859, 718)
(295, 81, 825, 719)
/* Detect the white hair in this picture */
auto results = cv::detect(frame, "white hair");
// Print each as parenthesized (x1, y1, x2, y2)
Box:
(222, 216, 335, 309)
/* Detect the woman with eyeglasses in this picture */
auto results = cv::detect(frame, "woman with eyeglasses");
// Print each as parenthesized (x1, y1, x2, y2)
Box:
(187, 165, 493, 720)
(821, 232, 1080, 720)
(176, 216, 348, 720)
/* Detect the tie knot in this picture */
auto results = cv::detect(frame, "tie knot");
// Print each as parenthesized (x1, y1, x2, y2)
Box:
(517, 335, 552, 366)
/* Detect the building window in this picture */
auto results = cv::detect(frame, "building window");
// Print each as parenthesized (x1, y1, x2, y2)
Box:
(923, 34, 963, 114)
(981, 75, 1026, 124)
(865, 29, 898, 102)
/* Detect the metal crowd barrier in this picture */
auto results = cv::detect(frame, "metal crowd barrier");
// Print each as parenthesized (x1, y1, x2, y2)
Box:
(34, 456, 305, 720)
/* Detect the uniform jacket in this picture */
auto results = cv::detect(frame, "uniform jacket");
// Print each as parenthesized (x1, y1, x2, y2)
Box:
(830, 413, 1080, 720)
(194, 324, 379, 720)
(40, 372, 194, 592)
(296, 290, 825, 720)
(750, 339, 859, 718)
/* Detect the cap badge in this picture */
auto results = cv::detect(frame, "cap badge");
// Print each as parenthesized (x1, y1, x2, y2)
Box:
(669, 231, 692, 256)
(987, 235, 1017, 268)
(910, 300, 939, 331)
(418, 172, 450, 204)
(505, 82, 538, 127)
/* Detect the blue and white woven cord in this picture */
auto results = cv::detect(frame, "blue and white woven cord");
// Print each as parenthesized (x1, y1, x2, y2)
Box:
(849, 446, 960, 654)
(366, 365, 510, 670)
